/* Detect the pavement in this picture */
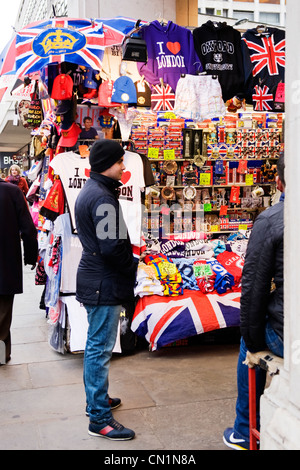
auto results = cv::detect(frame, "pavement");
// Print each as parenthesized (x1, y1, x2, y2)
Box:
(0, 265, 241, 451)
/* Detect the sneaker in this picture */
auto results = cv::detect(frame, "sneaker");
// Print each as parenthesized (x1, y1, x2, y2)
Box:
(88, 418, 135, 440)
(109, 397, 121, 410)
(223, 427, 250, 450)
(85, 397, 121, 416)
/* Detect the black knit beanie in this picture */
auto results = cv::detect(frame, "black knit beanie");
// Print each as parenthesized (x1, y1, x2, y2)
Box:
(89, 139, 125, 173)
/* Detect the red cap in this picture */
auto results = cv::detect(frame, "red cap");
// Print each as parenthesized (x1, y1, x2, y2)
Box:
(58, 122, 81, 147)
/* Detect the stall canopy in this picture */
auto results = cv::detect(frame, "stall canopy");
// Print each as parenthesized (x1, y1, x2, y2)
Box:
(1, 16, 144, 78)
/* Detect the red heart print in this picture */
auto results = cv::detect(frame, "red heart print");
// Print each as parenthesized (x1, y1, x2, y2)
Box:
(121, 171, 131, 184)
(166, 42, 181, 55)
(85, 168, 90, 178)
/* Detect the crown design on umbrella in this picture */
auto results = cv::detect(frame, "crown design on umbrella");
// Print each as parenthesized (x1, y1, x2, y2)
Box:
(40, 29, 79, 54)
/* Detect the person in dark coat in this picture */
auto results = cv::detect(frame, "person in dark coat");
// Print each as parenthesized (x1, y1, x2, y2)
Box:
(223, 153, 285, 450)
(75, 139, 136, 441)
(0, 178, 38, 364)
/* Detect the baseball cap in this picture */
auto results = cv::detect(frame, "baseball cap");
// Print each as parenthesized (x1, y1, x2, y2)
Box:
(58, 122, 81, 147)
(54, 99, 72, 115)
(111, 76, 137, 105)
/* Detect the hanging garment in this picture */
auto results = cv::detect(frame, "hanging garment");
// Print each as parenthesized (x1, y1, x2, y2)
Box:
(193, 21, 245, 102)
(241, 27, 285, 109)
(110, 107, 138, 141)
(53, 213, 83, 294)
(174, 74, 226, 121)
(118, 151, 145, 246)
(137, 20, 202, 92)
(50, 151, 91, 232)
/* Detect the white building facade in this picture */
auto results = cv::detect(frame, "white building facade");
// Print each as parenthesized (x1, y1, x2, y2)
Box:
(198, 0, 286, 27)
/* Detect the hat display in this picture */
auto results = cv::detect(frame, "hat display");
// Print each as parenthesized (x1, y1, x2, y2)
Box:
(111, 76, 137, 105)
(98, 80, 122, 108)
(58, 122, 81, 147)
(54, 99, 72, 115)
(51, 74, 73, 100)
(89, 139, 125, 173)
(134, 79, 151, 107)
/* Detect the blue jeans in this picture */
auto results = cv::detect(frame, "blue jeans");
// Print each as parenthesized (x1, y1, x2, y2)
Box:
(83, 304, 122, 424)
(234, 321, 284, 440)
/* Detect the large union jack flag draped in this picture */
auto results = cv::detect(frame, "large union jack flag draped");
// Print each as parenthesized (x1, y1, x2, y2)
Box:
(15, 17, 136, 77)
(243, 35, 285, 77)
(131, 290, 240, 351)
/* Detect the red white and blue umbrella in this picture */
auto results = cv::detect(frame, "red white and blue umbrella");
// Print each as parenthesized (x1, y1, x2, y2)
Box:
(14, 16, 144, 77)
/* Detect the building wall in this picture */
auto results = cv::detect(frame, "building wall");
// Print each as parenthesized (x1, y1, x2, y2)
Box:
(67, 0, 176, 23)
(198, 0, 286, 26)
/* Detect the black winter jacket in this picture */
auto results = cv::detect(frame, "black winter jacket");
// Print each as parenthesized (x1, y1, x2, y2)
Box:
(240, 200, 284, 352)
(75, 172, 136, 306)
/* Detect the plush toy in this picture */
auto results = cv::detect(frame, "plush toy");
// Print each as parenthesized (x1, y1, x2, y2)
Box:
(226, 95, 246, 113)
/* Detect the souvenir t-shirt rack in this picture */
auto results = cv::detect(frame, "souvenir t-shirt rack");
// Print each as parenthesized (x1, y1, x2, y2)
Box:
(23, 18, 285, 354)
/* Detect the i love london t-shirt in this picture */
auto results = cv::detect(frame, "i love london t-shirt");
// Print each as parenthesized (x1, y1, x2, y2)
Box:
(50, 152, 90, 232)
(119, 151, 145, 245)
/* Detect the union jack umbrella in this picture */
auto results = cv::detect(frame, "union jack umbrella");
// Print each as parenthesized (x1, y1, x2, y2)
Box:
(131, 289, 240, 351)
(252, 84, 274, 111)
(151, 83, 175, 111)
(13, 17, 145, 77)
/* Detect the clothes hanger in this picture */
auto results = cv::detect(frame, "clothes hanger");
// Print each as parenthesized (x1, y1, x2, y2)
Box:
(256, 24, 269, 34)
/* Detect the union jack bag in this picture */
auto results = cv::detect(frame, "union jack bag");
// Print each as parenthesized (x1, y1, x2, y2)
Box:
(151, 83, 175, 111)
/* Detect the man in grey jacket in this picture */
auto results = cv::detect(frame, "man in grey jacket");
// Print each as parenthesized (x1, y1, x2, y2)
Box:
(223, 153, 285, 450)
(75, 140, 136, 441)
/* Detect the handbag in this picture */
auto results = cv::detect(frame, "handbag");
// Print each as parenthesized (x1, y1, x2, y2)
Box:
(27, 81, 43, 128)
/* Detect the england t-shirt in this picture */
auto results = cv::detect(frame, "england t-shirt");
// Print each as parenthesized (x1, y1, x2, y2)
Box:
(50, 151, 91, 232)
(118, 151, 145, 245)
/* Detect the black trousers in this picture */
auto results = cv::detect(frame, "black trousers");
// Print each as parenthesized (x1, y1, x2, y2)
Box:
(0, 295, 14, 362)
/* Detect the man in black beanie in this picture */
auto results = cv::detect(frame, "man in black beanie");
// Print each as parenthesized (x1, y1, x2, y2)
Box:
(75, 139, 136, 440)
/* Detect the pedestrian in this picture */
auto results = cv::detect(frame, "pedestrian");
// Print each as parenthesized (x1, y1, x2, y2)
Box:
(5, 164, 29, 198)
(0, 177, 38, 364)
(223, 152, 285, 450)
(75, 139, 137, 440)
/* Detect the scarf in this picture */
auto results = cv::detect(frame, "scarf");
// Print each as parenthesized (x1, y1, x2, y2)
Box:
(7, 175, 21, 185)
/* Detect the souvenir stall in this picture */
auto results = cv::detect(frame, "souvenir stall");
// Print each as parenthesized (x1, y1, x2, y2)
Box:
(18, 17, 284, 354)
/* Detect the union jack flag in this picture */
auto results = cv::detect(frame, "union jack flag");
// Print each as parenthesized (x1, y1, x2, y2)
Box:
(243, 35, 285, 77)
(15, 18, 125, 77)
(151, 83, 175, 111)
(131, 290, 240, 350)
(253, 84, 274, 111)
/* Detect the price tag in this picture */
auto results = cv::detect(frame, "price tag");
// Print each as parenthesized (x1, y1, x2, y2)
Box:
(245, 174, 254, 185)
(148, 147, 159, 159)
(164, 112, 176, 119)
(210, 225, 219, 232)
(199, 173, 211, 185)
(193, 264, 213, 278)
(164, 149, 175, 160)
(204, 203, 212, 212)
(238, 224, 248, 231)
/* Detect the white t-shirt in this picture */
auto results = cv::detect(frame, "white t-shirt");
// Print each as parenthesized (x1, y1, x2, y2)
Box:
(50, 151, 91, 232)
(119, 150, 145, 245)
(53, 213, 83, 293)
